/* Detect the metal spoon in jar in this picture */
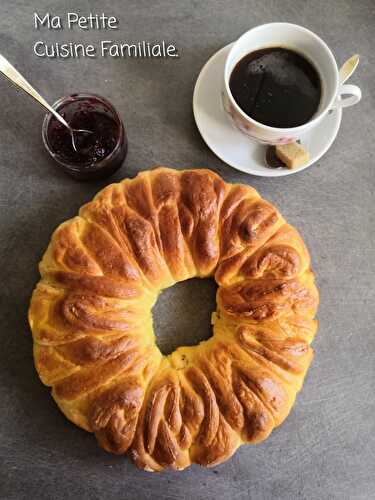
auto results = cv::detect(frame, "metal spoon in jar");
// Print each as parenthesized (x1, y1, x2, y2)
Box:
(0, 54, 92, 152)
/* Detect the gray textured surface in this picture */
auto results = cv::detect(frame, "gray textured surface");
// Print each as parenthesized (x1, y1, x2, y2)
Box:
(1, 1, 374, 499)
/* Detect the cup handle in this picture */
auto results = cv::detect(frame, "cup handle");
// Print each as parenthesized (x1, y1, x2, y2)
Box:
(332, 84, 362, 109)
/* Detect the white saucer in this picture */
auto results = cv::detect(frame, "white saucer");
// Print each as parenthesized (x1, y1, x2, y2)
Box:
(193, 43, 342, 177)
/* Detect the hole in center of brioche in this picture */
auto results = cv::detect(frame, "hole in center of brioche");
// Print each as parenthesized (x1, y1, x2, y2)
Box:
(152, 278, 217, 356)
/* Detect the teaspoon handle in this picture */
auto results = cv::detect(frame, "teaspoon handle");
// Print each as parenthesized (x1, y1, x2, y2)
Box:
(339, 54, 359, 84)
(0, 54, 70, 129)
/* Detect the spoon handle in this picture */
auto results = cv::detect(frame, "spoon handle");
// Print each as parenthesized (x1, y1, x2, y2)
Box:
(339, 54, 359, 84)
(0, 54, 70, 129)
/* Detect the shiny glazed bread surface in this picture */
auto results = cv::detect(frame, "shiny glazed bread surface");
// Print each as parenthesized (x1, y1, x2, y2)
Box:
(28, 167, 319, 471)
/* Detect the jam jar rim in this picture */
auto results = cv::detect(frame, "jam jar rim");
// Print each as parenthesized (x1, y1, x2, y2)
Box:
(42, 92, 125, 173)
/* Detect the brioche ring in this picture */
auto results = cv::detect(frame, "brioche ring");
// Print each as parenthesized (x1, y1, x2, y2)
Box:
(29, 167, 319, 471)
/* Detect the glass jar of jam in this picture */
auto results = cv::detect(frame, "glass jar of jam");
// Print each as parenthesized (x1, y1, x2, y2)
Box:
(42, 93, 127, 180)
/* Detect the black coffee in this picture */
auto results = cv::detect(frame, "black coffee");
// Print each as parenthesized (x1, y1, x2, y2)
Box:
(229, 47, 321, 128)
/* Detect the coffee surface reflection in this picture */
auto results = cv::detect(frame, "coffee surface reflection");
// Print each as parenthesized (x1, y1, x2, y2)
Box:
(229, 47, 322, 128)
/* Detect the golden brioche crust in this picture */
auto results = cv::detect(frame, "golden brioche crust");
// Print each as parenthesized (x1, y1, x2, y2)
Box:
(28, 167, 319, 471)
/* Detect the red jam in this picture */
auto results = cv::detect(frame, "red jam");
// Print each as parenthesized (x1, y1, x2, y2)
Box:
(43, 94, 127, 180)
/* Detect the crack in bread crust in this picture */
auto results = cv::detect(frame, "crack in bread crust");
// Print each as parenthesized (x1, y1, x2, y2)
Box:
(28, 166, 319, 471)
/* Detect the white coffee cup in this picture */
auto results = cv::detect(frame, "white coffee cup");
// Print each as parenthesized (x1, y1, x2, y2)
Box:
(222, 23, 362, 145)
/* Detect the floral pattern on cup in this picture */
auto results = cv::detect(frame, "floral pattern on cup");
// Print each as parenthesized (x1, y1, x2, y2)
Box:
(276, 136, 295, 145)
